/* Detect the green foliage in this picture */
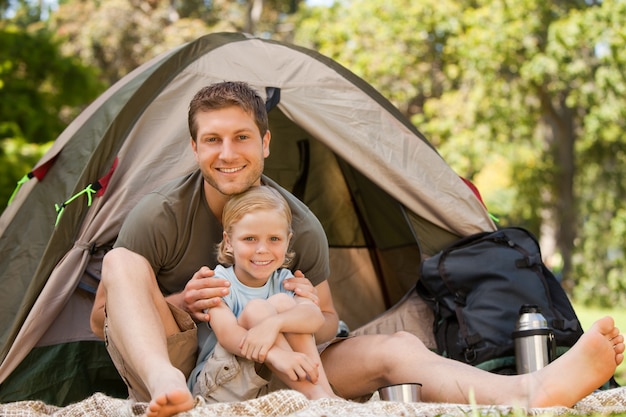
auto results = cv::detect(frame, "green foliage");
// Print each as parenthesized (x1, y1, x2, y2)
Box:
(561, 3, 626, 306)
(295, 0, 626, 306)
(0, 24, 103, 143)
(48, 0, 214, 85)
(0, 137, 50, 209)
(295, 0, 463, 114)
(48, 0, 305, 86)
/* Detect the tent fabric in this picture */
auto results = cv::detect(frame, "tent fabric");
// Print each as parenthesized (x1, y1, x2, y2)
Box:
(0, 32, 496, 405)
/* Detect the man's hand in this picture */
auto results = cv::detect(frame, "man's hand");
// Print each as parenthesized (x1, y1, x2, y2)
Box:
(176, 266, 230, 322)
(282, 270, 319, 305)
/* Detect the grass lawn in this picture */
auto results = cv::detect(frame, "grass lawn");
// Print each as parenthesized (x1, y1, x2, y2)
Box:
(573, 303, 626, 385)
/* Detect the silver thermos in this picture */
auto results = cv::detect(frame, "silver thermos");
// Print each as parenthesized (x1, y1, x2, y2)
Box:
(512, 304, 555, 374)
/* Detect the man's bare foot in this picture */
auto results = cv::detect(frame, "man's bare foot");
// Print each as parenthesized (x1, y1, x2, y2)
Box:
(144, 367, 194, 417)
(527, 316, 624, 408)
(145, 389, 194, 417)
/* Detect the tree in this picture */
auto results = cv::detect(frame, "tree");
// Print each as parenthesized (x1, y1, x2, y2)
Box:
(49, 0, 306, 86)
(430, 0, 626, 301)
(294, 0, 626, 305)
(561, 2, 626, 305)
(49, 0, 215, 86)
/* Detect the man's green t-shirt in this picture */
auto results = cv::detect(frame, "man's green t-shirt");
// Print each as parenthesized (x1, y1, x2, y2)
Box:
(114, 170, 330, 292)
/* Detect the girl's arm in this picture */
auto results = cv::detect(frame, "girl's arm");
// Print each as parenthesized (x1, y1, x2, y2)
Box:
(250, 295, 324, 337)
(207, 303, 249, 355)
(238, 293, 324, 362)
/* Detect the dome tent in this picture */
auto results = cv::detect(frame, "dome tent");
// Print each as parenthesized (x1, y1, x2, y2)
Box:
(0, 32, 495, 405)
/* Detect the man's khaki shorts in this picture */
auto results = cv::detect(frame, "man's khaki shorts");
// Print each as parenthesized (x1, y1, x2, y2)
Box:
(192, 343, 271, 403)
(104, 303, 198, 402)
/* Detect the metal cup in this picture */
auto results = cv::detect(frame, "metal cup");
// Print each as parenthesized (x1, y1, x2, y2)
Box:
(377, 383, 422, 402)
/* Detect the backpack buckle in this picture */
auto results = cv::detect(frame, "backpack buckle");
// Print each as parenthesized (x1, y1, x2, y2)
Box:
(464, 348, 477, 363)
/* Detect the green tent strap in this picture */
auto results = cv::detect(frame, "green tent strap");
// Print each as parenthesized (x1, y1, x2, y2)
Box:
(54, 185, 98, 226)
(7, 156, 60, 206)
(53, 157, 119, 226)
(7, 174, 31, 206)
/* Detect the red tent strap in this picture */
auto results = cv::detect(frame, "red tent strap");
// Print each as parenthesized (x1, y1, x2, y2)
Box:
(54, 157, 119, 226)
(94, 157, 118, 197)
(32, 156, 59, 180)
(460, 176, 500, 223)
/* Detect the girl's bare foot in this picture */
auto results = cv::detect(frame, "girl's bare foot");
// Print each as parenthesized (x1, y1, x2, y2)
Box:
(304, 384, 342, 400)
(528, 316, 624, 408)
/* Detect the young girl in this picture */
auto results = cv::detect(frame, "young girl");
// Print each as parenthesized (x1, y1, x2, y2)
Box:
(194, 185, 338, 402)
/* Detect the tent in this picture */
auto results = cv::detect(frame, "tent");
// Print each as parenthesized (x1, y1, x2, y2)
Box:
(0, 31, 496, 406)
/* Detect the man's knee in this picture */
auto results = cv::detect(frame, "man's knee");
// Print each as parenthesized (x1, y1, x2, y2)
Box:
(371, 331, 427, 359)
(388, 331, 426, 347)
(101, 247, 128, 285)
(102, 246, 127, 268)
(102, 247, 155, 287)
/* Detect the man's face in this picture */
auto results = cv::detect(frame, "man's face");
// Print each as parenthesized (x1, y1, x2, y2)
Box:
(191, 106, 270, 197)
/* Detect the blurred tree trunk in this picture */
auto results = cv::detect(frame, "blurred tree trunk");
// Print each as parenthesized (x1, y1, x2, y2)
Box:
(245, 0, 263, 34)
(539, 89, 576, 290)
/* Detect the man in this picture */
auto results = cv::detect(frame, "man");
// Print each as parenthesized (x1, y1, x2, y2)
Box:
(91, 81, 624, 417)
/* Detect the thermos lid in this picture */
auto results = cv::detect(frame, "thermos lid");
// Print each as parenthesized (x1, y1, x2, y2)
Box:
(516, 304, 548, 331)
(519, 304, 541, 315)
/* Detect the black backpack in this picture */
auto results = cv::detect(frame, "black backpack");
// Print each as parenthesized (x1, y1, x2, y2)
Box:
(416, 227, 584, 373)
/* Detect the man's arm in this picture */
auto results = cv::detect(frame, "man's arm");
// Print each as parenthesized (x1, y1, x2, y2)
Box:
(312, 281, 340, 343)
(167, 266, 231, 322)
(90, 283, 106, 339)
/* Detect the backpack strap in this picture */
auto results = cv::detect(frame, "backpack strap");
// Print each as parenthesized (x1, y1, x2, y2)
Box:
(437, 249, 483, 359)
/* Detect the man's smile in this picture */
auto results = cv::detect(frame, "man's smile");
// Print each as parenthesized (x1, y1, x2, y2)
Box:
(217, 166, 245, 173)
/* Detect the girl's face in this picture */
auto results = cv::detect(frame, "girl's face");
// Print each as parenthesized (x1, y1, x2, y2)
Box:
(224, 208, 291, 287)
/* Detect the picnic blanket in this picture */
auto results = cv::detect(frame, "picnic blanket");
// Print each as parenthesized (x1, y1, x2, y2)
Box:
(3, 387, 626, 417)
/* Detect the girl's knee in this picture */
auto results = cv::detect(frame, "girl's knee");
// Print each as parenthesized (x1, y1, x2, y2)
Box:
(245, 298, 274, 313)
(268, 293, 296, 312)
(239, 299, 276, 328)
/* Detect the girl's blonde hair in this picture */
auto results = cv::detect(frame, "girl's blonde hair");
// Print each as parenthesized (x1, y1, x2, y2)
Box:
(217, 186, 295, 267)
